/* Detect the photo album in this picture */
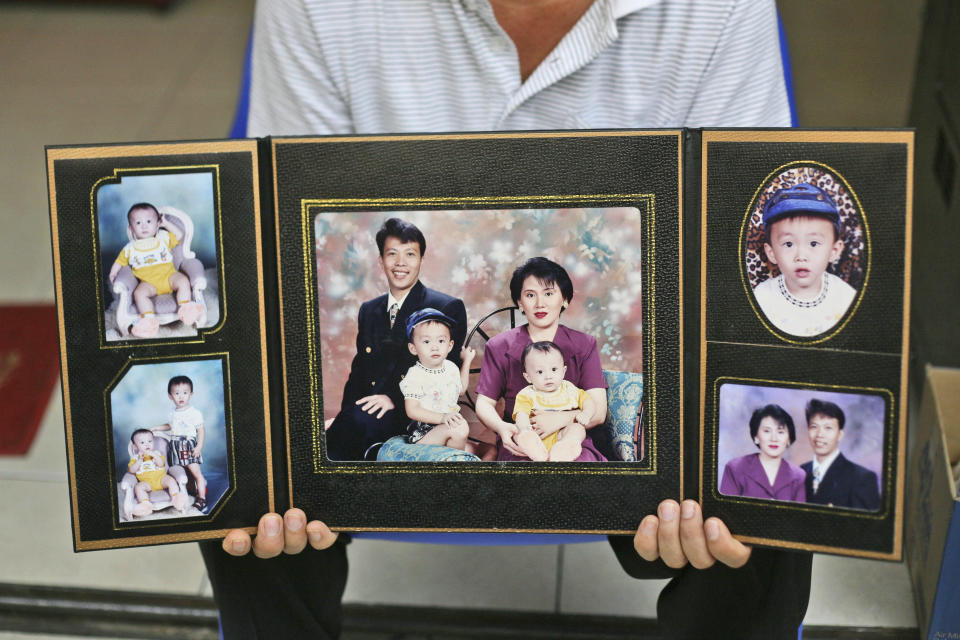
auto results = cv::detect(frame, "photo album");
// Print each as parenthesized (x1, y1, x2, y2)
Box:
(46, 130, 912, 557)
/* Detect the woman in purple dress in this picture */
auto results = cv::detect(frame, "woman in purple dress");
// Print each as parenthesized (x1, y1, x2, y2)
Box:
(474, 257, 608, 462)
(720, 404, 806, 502)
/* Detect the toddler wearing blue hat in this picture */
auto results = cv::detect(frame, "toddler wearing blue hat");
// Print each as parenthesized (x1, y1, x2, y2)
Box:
(398, 308, 476, 448)
(754, 183, 856, 336)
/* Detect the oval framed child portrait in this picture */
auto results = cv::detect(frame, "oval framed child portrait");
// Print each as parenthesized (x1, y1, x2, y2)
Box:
(741, 163, 869, 343)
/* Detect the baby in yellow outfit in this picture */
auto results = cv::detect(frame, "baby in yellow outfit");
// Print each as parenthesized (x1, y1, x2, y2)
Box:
(512, 341, 596, 461)
(127, 429, 188, 517)
(108, 203, 203, 338)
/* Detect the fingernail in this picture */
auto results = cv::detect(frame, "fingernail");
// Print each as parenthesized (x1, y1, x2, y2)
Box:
(660, 502, 677, 522)
(264, 517, 281, 537)
(705, 519, 720, 541)
(286, 515, 303, 531)
(641, 517, 656, 536)
(231, 539, 246, 554)
(681, 501, 695, 520)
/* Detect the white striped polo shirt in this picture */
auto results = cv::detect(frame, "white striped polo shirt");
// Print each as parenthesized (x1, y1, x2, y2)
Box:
(247, 0, 790, 136)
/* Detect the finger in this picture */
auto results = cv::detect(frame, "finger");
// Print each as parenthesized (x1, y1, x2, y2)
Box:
(252, 513, 284, 559)
(704, 518, 752, 568)
(656, 500, 687, 568)
(306, 520, 339, 550)
(222, 529, 252, 556)
(678, 500, 714, 569)
(375, 404, 388, 419)
(633, 514, 660, 562)
(355, 395, 373, 406)
(283, 508, 308, 555)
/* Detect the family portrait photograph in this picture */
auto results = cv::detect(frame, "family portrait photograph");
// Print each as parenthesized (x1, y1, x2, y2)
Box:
(313, 207, 646, 465)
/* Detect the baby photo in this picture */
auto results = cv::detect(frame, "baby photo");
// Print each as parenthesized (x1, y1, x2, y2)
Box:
(96, 171, 221, 341)
(717, 382, 885, 511)
(313, 208, 646, 464)
(744, 166, 866, 339)
(109, 358, 230, 523)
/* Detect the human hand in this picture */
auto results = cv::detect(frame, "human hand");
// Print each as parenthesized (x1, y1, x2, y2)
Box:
(529, 410, 573, 437)
(221, 508, 339, 558)
(633, 499, 751, 569)
(574, 411, 591, 426)
(192, 447, 202, 458)
(492, 421, 524, 456)
(355, 394, 395, 419)
(460, 346, 476, 364)
(441, 412, 467, 428)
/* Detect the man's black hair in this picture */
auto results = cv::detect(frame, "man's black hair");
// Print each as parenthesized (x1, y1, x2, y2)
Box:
(805, 398, 846, 430)
(520, 340, 563, 371)
(127, 202, 160, 225)
(168, 375, 194, 395)
(748, 404, 796, 445)
(375, 218, 426, 256)
(509, 257, 574, 307)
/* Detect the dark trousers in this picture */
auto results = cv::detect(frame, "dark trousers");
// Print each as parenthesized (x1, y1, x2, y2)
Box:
(325, 404, 401, 460)
(610, 537, 813, 639)
(199, 538, 348, 640)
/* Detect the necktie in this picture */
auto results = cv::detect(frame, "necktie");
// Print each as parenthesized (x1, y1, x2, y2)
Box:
(812, 466, 822, 493)
(388, 302, 399, 328)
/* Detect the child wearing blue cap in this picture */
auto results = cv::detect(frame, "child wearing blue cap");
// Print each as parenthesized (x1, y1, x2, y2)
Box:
(398, 308, 476, 448)
(753, 182, 857, 336)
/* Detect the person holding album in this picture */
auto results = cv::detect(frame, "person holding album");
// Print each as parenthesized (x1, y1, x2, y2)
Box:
(202, 1, 811, 639)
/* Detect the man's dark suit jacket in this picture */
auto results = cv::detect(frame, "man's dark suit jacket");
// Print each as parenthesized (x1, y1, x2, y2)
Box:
(327, 280, 467, 459)
(802, 452, 880, 510)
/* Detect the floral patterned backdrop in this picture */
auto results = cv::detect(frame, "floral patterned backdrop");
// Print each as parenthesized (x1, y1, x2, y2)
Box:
(315, 208, 644, 419)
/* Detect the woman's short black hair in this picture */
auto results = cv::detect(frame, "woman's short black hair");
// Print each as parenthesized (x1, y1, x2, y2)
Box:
(748, 404, 796, 445)
(509, 257, 574, 306)
(375, 217, 426, 257)
(805, 398, 845, 430)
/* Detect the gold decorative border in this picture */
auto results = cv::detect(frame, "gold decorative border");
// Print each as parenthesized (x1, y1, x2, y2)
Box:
(89, 165, 227, 349)
(737, 161, 870, 345)
(47, 140, 274, 549)
(103, 353, 238, 531)
(302, 198, 655, 478)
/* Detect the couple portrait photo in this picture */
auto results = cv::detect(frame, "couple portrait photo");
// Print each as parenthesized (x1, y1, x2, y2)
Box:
(717, 382, 884, 511)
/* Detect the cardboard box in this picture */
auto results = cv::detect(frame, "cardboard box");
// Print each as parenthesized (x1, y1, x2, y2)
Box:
(907, 367, 960, 639)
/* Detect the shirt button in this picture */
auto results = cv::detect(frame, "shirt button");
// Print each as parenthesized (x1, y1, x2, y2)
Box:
(370, 381, 376, 387)
(365, 347, 372, 353)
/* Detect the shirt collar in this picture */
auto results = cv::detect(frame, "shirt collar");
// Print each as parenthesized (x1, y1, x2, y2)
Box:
(814, 448, 841, 475)
(611, 0, 662, 19)
(387, 291, 409, 313)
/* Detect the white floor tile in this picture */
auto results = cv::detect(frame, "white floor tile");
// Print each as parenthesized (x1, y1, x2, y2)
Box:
(0, 477, 204, 594)
(559, 541, 666, 618)
(344, 538, 559, 612)
(806, 554, 917, 627)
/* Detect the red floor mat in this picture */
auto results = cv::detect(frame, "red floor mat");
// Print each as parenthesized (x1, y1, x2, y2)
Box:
(0, 305, 60, 455)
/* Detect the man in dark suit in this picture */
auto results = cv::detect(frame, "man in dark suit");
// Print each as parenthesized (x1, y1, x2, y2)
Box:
(801, 398, 880, 510)
(325, 217, 467, 460)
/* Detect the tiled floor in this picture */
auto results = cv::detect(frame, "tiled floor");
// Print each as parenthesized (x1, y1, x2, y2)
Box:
(0, 0, 924, 637)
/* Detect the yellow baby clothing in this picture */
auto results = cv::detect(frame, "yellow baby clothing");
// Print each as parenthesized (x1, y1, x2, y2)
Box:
(114, 230, 180, 295)
(129, 452, 167, 491)
(512, 380, 589, 451)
